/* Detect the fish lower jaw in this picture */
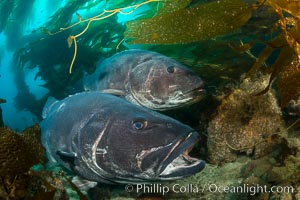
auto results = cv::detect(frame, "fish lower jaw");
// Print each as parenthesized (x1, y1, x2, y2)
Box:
(157, 131, 206, 179)
(159, 152, 205, 179)
(167, 97, 192, 106)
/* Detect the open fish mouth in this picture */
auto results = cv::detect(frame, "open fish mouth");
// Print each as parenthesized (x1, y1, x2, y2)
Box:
(157, 131, 205, 179)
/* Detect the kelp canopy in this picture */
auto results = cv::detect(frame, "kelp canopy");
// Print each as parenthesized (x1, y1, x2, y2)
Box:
(1, 0, 298, 119)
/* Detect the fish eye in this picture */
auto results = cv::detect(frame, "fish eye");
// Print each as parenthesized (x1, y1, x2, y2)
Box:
(132, 120, 147, 130)
(167, 66, 175, 73)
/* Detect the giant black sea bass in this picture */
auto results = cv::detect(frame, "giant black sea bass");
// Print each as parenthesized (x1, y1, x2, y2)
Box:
(83, 49, 205, 110)
(41, 92, 205, 184)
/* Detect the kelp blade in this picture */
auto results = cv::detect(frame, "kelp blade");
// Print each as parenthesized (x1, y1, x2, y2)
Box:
(125, 0, 252, 44)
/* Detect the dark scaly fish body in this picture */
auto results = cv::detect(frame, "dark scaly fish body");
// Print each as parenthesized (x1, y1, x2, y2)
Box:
(41, 92, 205, 184)
(84, 49, 205, 110)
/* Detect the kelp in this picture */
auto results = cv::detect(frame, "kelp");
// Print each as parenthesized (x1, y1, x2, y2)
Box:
(232, 0, 300, 107)
(125, 0, 253, 44)
(42, 1, 88, 33)
(255, 46, 295, 96)
(277, 57, 300, 107)
(131, 0, 299, 109)
(262, 0, 300, 19)
(264, 0, 300, 55)
(11, 0, 300, 118)
(44, 0, 160, 73)
(13, 28, 101, 100)
(156, 0, 191, 14)
(244, 45, 273, 78)
(13, 0, 159, 116)
(0, 0, 14, 32)
(1, 0, 35, 50)
(14, 1, 139, 94)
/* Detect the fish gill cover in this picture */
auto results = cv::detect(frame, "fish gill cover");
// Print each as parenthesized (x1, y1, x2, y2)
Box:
(0, 0, 300, 199)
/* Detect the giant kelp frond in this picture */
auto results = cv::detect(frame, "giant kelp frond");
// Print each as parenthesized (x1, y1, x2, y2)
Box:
(277, 57, 300, 107)
(264, 0, 300, 55)
(231, 0, 300, 107)
(125, 0, 253, 44)
(42, 1, 87, 34)
(12, 0, 161, 111)
(255, 46, 296, 96)
(261, 0, 300, 19)
(43, 0, 160, 74)
(156, 0, 191, 14)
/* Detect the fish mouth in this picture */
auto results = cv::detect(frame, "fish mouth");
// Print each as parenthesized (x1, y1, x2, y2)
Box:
(165, 84, 206, 108)
(184, 82, 206, 97)
(157, 131, 205, 179)
(171, 82, 206, 104)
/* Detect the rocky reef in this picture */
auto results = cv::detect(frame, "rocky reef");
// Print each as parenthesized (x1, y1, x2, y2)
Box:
(0, 125, 43, 176)
(207, 74, 286, 164)
(0, 125, 70, 200)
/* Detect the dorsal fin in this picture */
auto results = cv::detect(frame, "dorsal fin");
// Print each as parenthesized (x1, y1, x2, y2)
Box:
(42, 97, 59, 119)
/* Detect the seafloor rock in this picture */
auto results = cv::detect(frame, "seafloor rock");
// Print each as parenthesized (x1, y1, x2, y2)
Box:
(207, 74, 286, 164)
(0, 125, 64, 199)
(165, 159, 247, 200)
(0, 124, 72, 199)
(0, 125, 45, 176)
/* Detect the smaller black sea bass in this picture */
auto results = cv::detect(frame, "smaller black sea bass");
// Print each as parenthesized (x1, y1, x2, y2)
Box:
(83, 49, 205, 110)
(41, 92, 205, 184)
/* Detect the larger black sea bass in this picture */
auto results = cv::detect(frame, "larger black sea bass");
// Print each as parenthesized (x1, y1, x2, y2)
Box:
(84, 49, 205, 110)
(41, 92, 205, 184)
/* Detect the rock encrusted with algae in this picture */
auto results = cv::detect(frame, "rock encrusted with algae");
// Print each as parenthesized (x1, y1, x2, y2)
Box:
(0, 125, 68, 199)
(166, 160, 247, 200)
(207, 74, 286, 164)
(0, 125, 45, 176)
(0, 124, 83, 199)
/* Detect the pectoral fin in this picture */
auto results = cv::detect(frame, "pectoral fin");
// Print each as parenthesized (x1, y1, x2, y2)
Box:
(56, 150, 77, 167)
(71, 176, 98, 191)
